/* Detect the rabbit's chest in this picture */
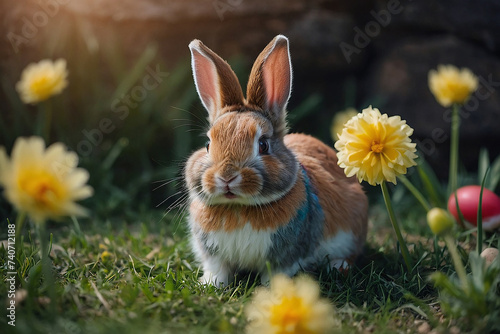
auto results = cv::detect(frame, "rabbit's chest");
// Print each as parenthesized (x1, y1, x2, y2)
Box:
(203, 223, 273, 268)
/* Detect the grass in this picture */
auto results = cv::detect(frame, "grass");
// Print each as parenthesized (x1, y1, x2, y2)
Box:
(1, 18, 500, 334)
(2, 214, 251, 334)
(2, 205, 499, 334)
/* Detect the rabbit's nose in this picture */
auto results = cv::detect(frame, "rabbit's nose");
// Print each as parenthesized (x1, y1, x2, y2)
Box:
(217, 174, 240, 186)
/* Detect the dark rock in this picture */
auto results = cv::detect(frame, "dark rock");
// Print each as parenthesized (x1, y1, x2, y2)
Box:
(1, 0, 500, 178)
(64, 0, 314, 22)
(364, 35, 500, 172)
(287, 10, 362, 71)
(382, 0, 500, 53)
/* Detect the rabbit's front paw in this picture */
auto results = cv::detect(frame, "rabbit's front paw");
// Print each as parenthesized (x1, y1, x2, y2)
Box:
(199, 261, 230, 287)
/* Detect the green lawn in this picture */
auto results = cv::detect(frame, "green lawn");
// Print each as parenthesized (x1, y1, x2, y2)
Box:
(1, 208, 499, 334)
(1, 27, 499, 334)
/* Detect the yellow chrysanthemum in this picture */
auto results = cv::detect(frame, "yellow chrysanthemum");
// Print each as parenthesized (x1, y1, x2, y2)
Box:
(16, 59, 68, 104)
(331, 108, 358, 141)
(246, 274, 337, 334)
(0, 137, 93, 224)
(334, 106, 417, 186)
(428, 64, 478, 107)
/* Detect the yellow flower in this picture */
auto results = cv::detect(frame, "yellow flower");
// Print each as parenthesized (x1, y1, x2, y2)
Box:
(16, 59, 68, 104)
(427, 207, 455, 236)
(246, 274, 337, 334)
(0, 137, 93, 224)
(100, 251, 113, 262)
(428, 64, 478, 107)
(334, 106, 417, 186)
(330, 108, 358, 141)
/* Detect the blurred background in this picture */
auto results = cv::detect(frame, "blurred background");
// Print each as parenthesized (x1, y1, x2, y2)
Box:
(1, 0, 499, 223)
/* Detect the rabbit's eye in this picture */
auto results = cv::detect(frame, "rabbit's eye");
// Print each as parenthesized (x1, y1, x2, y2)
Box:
(258, 138, 269, 155)
(205, 141, 210, 153)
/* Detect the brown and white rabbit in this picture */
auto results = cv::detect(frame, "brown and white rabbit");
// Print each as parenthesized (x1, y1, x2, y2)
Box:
(185, 35, 368, 285)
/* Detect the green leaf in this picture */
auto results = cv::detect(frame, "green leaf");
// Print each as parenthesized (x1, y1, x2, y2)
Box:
(165, 276, 175, 293)
(417, 158, 446, 207)
(478, 148, 490, 186)
(141, 284, 156, 302)
(430, 272, 463, 299)
(468, 251, 486, 291)
(110, 44, 158, 102)
(477, 168, 490, 253)
(488, 153, 500, 191)
(287, 94, 323, 126)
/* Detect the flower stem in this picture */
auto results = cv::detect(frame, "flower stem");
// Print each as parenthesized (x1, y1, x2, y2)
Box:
(37, 223, 57, 316)
(13, 212, 27, 287)
(43, 99, 53, 143)
(15, 211, 27, 247)
(448, 104, 460, 195)
(381, 181, 413, 273)
(397, 175, 432, 212)
(443, 233, 469, 294)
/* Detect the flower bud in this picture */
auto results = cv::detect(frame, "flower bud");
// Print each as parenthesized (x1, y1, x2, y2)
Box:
(101, 251, 113, 262)
(427, 208, 455, 236)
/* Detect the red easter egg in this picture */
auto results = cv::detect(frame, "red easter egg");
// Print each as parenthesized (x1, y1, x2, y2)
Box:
(448, 185, 500, 231)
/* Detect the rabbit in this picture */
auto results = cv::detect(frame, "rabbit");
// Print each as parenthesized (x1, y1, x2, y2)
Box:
(185, 35, 368, 286)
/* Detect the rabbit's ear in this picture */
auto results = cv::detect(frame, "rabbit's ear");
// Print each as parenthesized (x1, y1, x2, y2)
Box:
(189, 40, 244, 123)
(247, 35, 292, 135)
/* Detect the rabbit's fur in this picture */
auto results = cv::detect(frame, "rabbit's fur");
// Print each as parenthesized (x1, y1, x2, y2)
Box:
(185, 35, 368, 285)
